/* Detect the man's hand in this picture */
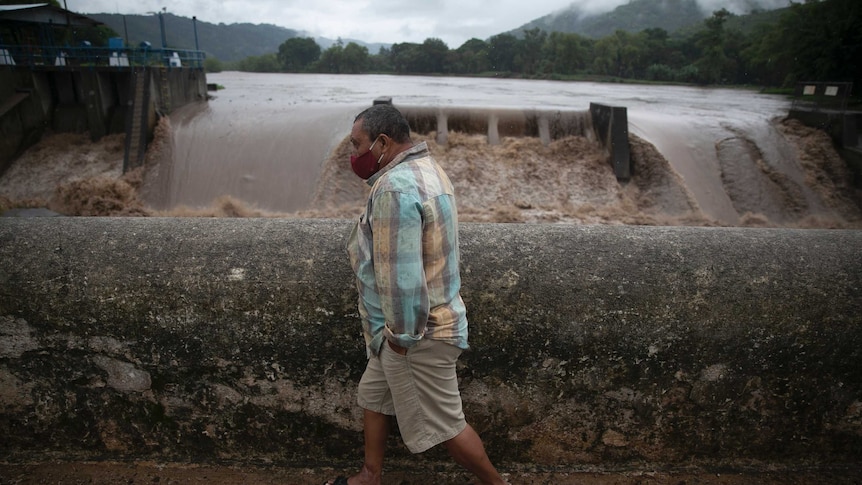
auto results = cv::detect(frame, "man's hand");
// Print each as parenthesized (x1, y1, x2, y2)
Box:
(387, 340, 408, 355)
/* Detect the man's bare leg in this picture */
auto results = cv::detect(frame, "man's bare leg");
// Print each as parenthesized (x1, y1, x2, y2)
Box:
(444, 423, 508, 485)
(326, 409, 389, 485)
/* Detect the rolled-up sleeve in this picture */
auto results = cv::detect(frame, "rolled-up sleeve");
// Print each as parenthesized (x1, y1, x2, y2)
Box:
(372, 190, 429, 348)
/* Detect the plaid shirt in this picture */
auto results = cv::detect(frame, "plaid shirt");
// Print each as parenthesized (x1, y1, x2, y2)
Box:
(348, 142, 468, 357)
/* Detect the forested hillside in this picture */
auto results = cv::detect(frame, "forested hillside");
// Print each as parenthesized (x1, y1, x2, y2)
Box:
(87, 13, 386, 62)
(514, 0, 707, 39)
(512, 0, 784, 39)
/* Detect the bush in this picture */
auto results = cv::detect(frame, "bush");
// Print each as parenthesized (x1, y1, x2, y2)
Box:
(645, 64, 674, 82)
(204, 57, 223, 73)
(645, 64, 673, 82)
(674, 65, 701, 84)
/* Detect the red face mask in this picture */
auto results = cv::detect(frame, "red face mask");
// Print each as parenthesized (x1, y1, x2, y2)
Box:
(350, 137, 384, 180)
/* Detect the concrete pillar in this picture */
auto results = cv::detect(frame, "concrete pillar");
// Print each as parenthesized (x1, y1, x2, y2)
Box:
(436, 111, 448, 145)
(487, 113, 500, 145)
(537, 115, 551, 146)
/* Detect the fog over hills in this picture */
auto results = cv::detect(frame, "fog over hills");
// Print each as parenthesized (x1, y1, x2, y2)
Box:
(512, 0, 788, 39)
(89, 0, 787, 62)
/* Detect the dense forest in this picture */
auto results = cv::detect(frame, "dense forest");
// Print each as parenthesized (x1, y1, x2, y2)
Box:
(226, 0, 859, 89)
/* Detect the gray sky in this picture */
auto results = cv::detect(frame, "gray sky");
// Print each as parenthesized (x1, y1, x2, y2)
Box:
(66, 0, 788, 48)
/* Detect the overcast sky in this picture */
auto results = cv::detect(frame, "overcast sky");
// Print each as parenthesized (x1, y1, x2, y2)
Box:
(65, 0, 789, 48)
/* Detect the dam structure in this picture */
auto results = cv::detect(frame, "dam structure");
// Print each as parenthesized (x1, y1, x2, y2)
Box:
(1, 217, 860, 476)
(0, 3, 207, 176)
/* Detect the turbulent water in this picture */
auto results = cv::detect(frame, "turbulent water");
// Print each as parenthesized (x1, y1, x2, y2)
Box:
(1, 72, 860, 228)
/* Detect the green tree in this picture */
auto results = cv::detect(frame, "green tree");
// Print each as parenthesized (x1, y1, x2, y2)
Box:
(745, 0, 861, 87)
(419, 38, 449, 73)
(638, 28, 681, 81)
(544, 31, 592, 75)
(369, 46, 393, 72)
(693, 8, 735, 84)
(314, 40, 368, 74)
(237, 53, 280, 72)
(640, 28, 672, 69)
(592, 30, 643, 78)
(277, 37, 320, 72)
(488, 33, 518, 72)
(204, 56, 223, 73)
(518, 28, 547, 75)
(453, 38, 490, 74)
(743, 19, 790, 86)
(340, 42, 369, 73)
(316, 39, 344, 73)
(390, 42, 421, 73)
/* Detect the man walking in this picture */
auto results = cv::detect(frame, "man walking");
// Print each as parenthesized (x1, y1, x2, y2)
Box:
(326, 104, 507, 485)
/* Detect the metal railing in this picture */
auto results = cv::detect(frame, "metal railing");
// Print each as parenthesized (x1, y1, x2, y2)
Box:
(0, 44, 205, 69)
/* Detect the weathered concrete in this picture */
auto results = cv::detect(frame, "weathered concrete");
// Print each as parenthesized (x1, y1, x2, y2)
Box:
(395, 105, 592, 147)
(590, 102, 631, 180)
(0, 218, 860, 470)
(0, 67, 207, 175)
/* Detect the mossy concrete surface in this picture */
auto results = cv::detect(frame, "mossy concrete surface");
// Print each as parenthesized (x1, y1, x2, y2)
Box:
(0, 217, 860, 470)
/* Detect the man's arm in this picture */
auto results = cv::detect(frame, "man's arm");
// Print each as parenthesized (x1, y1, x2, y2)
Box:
(371, 190, 429, 348)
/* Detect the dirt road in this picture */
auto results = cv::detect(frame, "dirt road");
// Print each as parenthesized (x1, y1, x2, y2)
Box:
(2, 462, 860, 485)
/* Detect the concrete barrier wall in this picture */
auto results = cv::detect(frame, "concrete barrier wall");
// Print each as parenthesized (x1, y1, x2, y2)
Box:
(154, 66, 208, 113)
(0, 70, 52, 172)
(1, 218, 861, 469)
(590, 102, 631, 180)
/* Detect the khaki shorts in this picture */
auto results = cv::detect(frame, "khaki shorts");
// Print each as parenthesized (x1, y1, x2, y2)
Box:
(357, 338, 466, 453)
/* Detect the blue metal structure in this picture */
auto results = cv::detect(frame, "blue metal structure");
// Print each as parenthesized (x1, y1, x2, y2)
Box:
(0, 43, 205, 69)
(0, 4, 205, 70)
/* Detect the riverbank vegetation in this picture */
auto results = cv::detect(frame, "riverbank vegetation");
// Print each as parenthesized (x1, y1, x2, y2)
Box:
(226, 0, 859, 90)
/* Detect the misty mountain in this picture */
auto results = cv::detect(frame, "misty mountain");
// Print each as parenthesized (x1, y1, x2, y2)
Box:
(511, 0, 784, 39)
(88, 13, 387, 62)
(86, 0, 785, 63)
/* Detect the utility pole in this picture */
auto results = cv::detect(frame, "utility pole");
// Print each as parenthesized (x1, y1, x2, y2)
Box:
(192, 16, 199, 51)
(63, 0, 69, 25)
(159, 7, 167, 48)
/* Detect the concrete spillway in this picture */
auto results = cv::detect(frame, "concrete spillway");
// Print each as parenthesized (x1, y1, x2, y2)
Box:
(389, 102, 631, 179)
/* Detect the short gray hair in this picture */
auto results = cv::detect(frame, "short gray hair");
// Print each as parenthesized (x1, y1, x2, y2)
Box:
(354, 104, 411, 143)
